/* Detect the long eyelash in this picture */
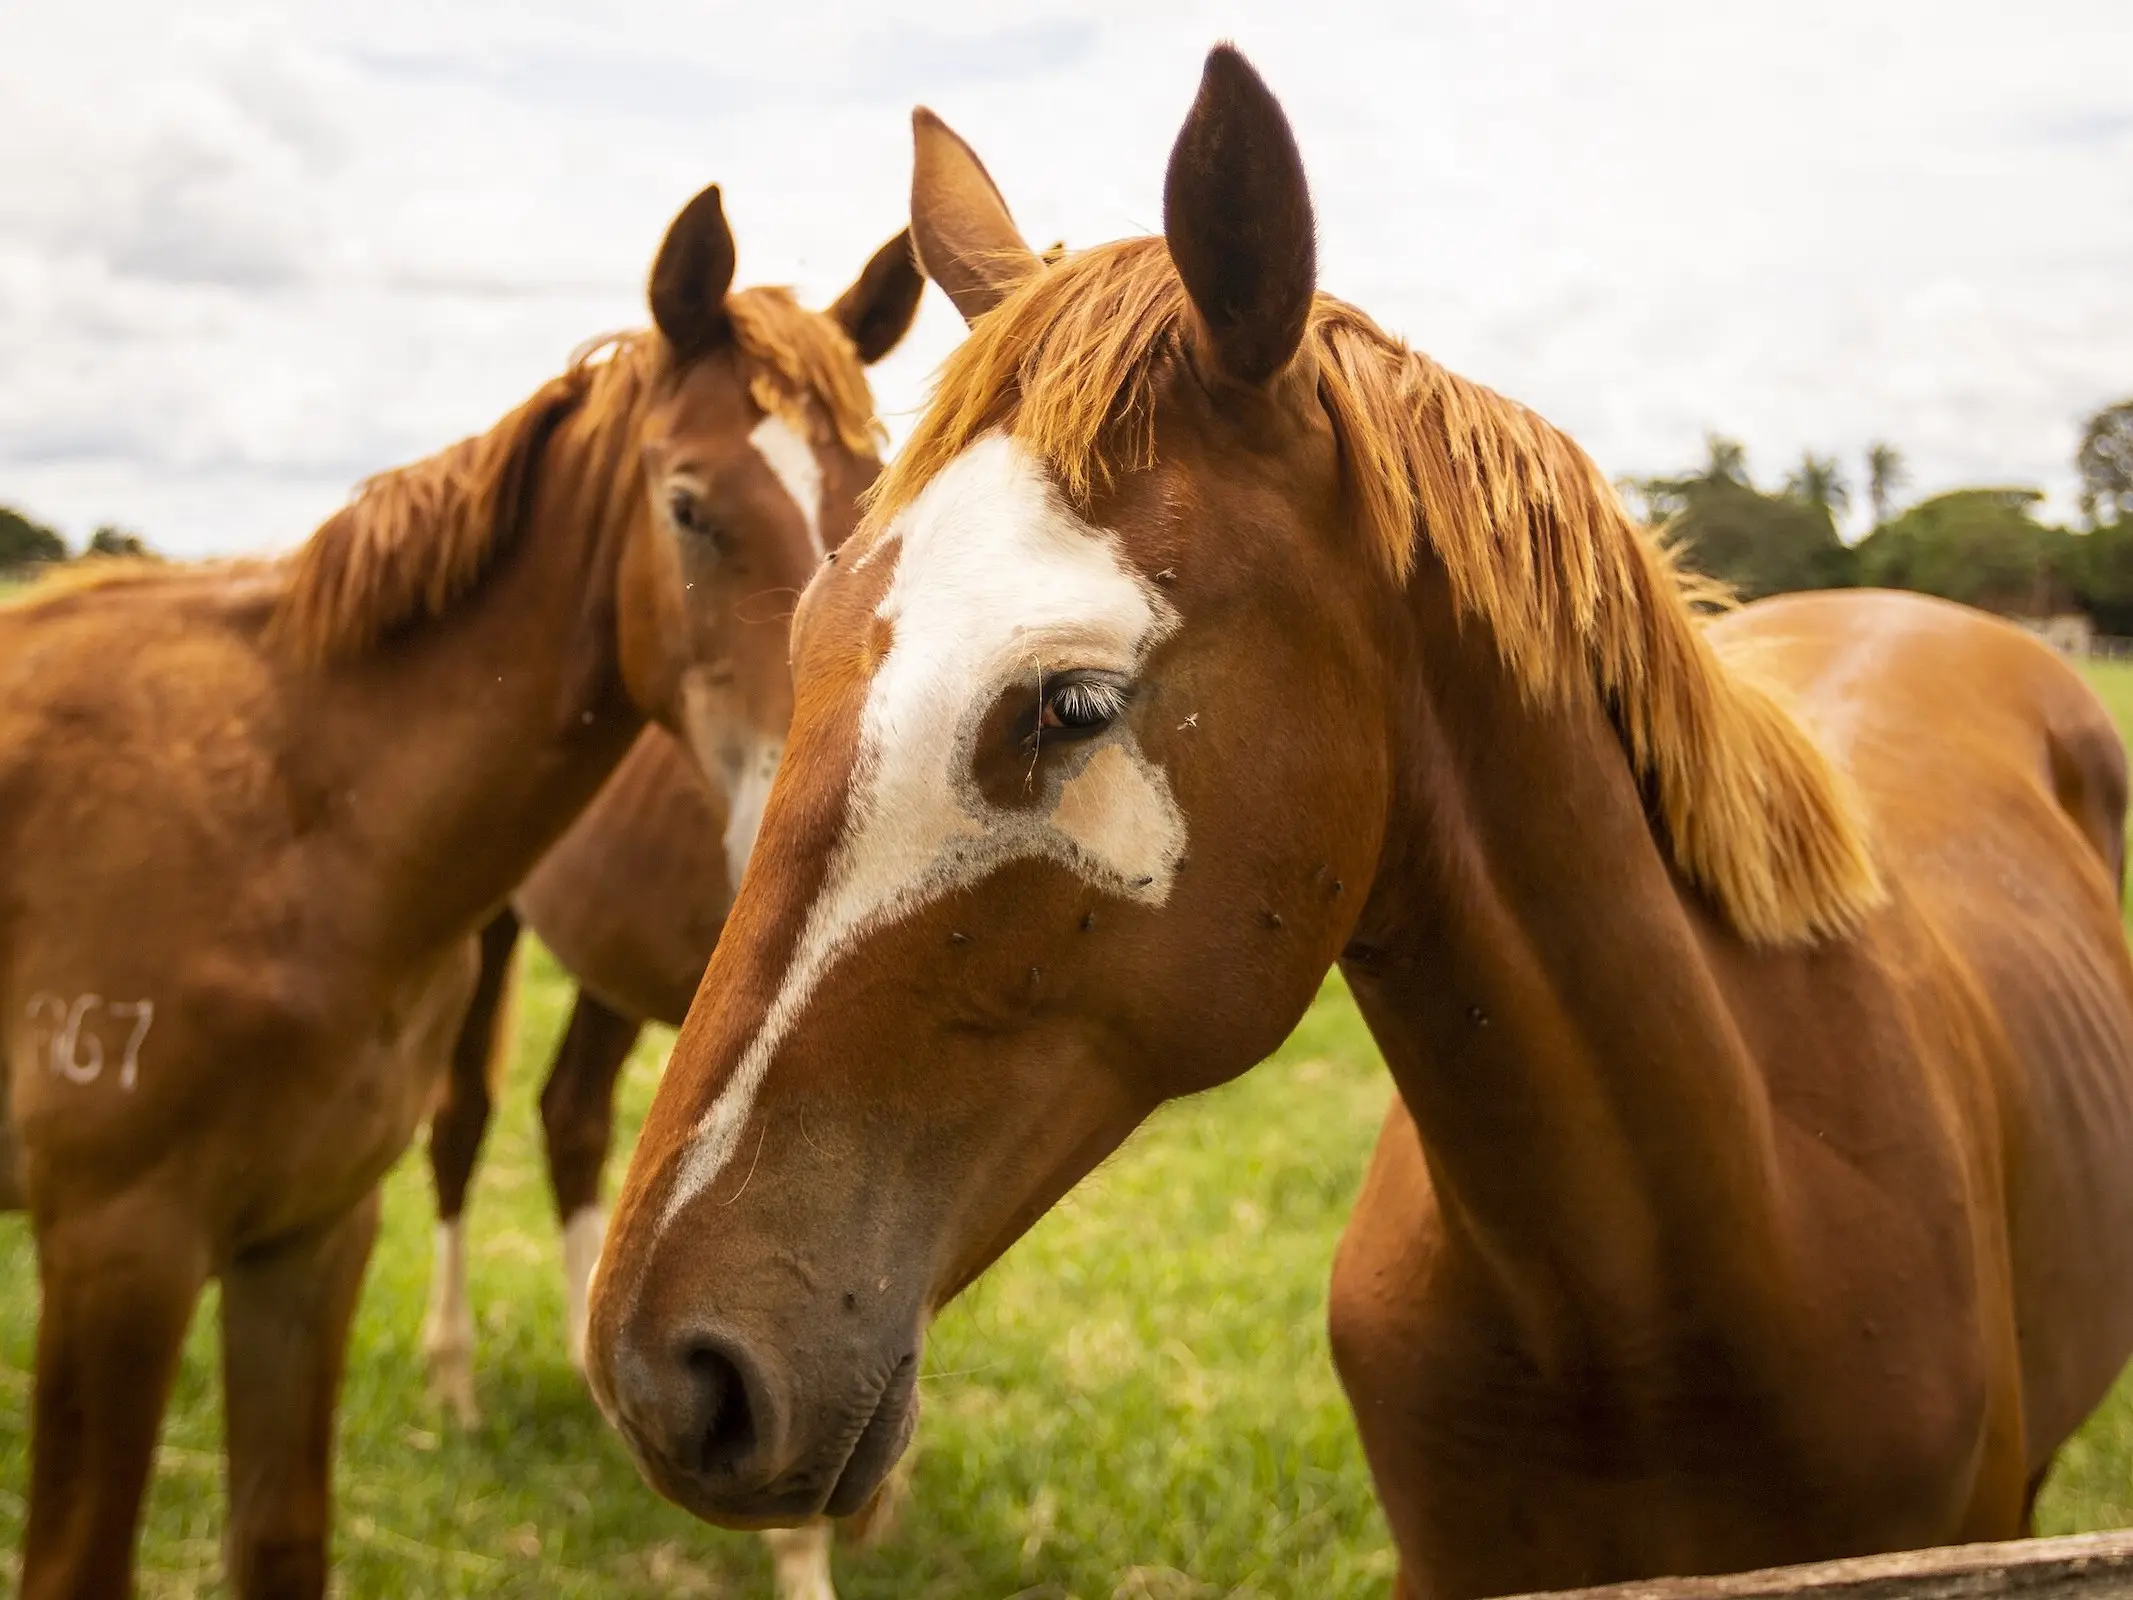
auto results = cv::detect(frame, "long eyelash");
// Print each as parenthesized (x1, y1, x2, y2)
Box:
(1053, 680, 1128, 721)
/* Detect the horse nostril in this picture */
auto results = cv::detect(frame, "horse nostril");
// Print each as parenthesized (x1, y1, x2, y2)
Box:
(680, 1336, 759, 1476)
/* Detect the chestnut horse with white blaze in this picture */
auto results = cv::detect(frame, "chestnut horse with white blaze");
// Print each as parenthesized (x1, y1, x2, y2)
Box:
(0, 183, 918, 1600)
(588, 50, 2133, 1599)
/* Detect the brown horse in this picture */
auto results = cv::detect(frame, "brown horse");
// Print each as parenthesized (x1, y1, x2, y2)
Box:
(429, 243, 1077, 1406)
(425, 730, 716, 1412)
(426, 665, 878, 1600)
(586, 49, 2133, 1600)
(423, 732, 723, 1412)
(0, 180, 920, 1599)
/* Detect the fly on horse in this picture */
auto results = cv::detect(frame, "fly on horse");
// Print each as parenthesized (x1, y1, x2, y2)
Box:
(0, 181, 920, 1599)
(587, 48, 2133, 1599)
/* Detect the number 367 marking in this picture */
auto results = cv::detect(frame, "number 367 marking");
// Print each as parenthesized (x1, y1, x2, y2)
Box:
(24, 993, 155, 1092)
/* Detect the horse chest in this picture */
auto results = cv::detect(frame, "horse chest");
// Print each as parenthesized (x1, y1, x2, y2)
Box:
(1337, 1270, 2008, 1598)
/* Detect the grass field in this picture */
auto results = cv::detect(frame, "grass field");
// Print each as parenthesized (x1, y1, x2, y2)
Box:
(6, 666, 2133, 1596)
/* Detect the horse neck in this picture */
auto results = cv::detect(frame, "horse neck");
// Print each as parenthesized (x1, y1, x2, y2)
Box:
(1343, 566, 1792, 1338)
(305, 409, 648, 957)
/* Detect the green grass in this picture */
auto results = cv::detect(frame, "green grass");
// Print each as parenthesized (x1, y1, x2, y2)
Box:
(5, 666, 2133, 1596)
(0, 961, 1396, 1598)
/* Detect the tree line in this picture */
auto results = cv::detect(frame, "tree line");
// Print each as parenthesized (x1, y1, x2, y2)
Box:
(0, 505, 155, 570)
(1624, 399, 2133, 633)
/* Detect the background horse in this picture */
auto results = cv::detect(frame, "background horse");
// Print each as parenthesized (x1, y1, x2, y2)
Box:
(425, 731, 726, 1407)
(428, 243, 1074, 1403)
(585, 49, 2133, 1600)
(0, 181, 918, 1599)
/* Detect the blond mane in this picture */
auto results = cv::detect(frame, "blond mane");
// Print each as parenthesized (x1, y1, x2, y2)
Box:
(10, 292, 879, 667)
(871, 237, 1881, 947)
(728, 285, 885, 458)
(261, 334, 660, 664)
(262, 287, 876, 665)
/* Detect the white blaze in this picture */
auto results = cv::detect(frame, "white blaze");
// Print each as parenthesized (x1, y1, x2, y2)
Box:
(749, 412, 826, 560)
(720, 734, 784, 896)
(672, 414, 825, 896)
(657, 433, 1186, 1226)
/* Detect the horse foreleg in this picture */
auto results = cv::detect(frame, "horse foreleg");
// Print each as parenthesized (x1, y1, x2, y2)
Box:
(537, 988, 641, 1370)
(762, 1522, 838, 1600)
(21, 1189, 209, 1600)
(422, 905, 520, 1424)
(220, 1189, 380, 1600)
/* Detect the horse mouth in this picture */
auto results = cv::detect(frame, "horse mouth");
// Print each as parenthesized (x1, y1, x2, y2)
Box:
(823, 1352, 919, 1518)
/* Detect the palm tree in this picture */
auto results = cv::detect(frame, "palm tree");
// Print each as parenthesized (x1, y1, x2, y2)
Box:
(1784, 453, 1849, 519)
(1866, 442, 1907, 529)
(1702, 434, 1749, 487)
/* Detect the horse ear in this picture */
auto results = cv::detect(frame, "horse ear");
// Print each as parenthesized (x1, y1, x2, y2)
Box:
(909, 108, 1043, 324)
(649, 184, 738, 362)
(828, 228, 925, 365)
(1163, 45, 1316, 386)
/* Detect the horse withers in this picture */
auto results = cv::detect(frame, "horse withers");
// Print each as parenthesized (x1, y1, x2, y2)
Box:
(587, 50, 2133, 1600)
(0, 186, 918, 1599)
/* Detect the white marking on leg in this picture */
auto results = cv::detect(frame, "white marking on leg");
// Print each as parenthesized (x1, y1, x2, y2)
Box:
(562, 1204, 606, 1374)
(423, 1218, 479, 1424)
(658, 433, 1185, 1227)
(762, 1521, 838, 1600)
(750, 413, 826, 561)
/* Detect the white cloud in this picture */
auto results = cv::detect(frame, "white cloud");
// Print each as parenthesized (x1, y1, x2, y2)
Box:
(0, 0, 2127, 554)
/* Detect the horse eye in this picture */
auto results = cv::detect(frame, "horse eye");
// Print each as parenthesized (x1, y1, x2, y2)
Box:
(666, 487, 727, 549)
(1037, 675, 1129, 739)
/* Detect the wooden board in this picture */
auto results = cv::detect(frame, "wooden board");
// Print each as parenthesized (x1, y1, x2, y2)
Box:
(1494, 1531, 2133, 1599)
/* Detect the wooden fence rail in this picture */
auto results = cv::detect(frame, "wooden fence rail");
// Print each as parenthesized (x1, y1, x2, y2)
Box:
(1497, 1530, 2133, 1599)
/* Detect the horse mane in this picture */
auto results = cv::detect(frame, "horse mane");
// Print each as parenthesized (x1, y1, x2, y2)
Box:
(265, 289, 876, 665)
(869, 236, 1882, 948)
(727, 285, 884, 457)
(265, 333, 662, 665)
(12, 288, 879, 669)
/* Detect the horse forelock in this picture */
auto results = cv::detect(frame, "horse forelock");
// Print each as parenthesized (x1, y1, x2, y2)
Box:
(725, 285, 884, 460)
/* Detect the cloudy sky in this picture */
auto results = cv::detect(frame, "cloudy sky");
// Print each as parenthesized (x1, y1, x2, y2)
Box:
(2, 0, 2129, 557)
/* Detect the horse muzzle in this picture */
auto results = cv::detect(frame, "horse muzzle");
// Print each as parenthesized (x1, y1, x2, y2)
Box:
(600, 1313, 920, 1528)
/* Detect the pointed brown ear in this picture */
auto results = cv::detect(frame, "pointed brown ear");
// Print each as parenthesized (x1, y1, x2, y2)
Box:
(828, 228, 925, 364)
(649, 184, 737, 362)
(1163, 46, 1316, 385)
(910, 107, 1042, 324)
